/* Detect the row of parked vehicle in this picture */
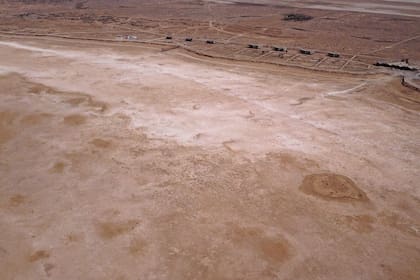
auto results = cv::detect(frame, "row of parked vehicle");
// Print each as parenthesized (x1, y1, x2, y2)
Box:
(165, 36, 340, 57)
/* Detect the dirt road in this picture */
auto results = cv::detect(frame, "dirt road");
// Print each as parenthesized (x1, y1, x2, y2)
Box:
(0, 37, 419, 279)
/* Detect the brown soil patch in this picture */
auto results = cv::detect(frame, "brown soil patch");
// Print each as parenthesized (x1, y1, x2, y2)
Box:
(30, 85, 47, 95)
(0, 126, 13, 145)
(65, 97, 86, 106)
(63, 114, 86, 126)
(0, 111, 16, 145)
(228, 225, 292, 264)
(0, 247, 7, 255)
(343, 215, 376, 233)
(259, 238, 290, 263)
(65, 233, 83, 243)
(64, 96, 108, 112)
(129, 238, 147, 255)
(28, 250, 50, 262)
(43, 263, 55, 277)
(300, 173, 368, 202)
(20, 113, 52, 126)
(49, 162, 66, 173)
(9, 194, 25, 207)
(87, 99, 108, 112)
(379, 211, 420, 237)
(97, 219, 140, 239)
(90, 138, 112, 149)
(0, 111, 17, 124)
(28, 81, 107, 112)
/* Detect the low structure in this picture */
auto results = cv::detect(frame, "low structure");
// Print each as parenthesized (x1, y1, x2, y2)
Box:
(300, 49, 313, 55)
(185, 38, 193, 42)
(248, 44, 259, 49)
(166, 36, 172, 40)
(124, 35, 137, 40)
(206, 40, 215, 44)
(327, 52, 340, 58)
(273, 46, 287, 52)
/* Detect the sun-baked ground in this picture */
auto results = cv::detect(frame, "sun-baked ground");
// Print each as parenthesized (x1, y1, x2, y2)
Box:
(1, 0, 420, 279)
(0, 36, 419, 280)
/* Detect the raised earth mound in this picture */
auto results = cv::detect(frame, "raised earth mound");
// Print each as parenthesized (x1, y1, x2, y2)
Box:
(300, 173, 368, 202)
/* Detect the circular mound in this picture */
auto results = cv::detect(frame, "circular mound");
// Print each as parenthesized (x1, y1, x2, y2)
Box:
(300, 173, 368, 202)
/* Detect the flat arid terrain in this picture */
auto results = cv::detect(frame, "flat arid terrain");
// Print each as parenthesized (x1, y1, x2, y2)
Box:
(1, 1, 420, 279)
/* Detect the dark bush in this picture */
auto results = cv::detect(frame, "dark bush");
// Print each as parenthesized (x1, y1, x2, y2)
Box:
(283, 14, 313, 21)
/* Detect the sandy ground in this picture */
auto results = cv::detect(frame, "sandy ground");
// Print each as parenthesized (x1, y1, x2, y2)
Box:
(208, 0, 420, 17)
(1, 0, 420, 72)
(0, 36, 420, 280)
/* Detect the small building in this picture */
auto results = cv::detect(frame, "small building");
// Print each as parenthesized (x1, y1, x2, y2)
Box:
(124, 35, 137, 40)
(185, 38, 193, 42)
(166, 36, 172, 40)
(299, 49, 313, 55)
(206, 40, 215, 44)
(248, 44, 259, 49)
(327, 52, 340, 58)
(273, 46, 287, 52)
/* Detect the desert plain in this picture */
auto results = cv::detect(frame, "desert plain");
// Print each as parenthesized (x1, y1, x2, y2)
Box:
(0, 1, 420, 279)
